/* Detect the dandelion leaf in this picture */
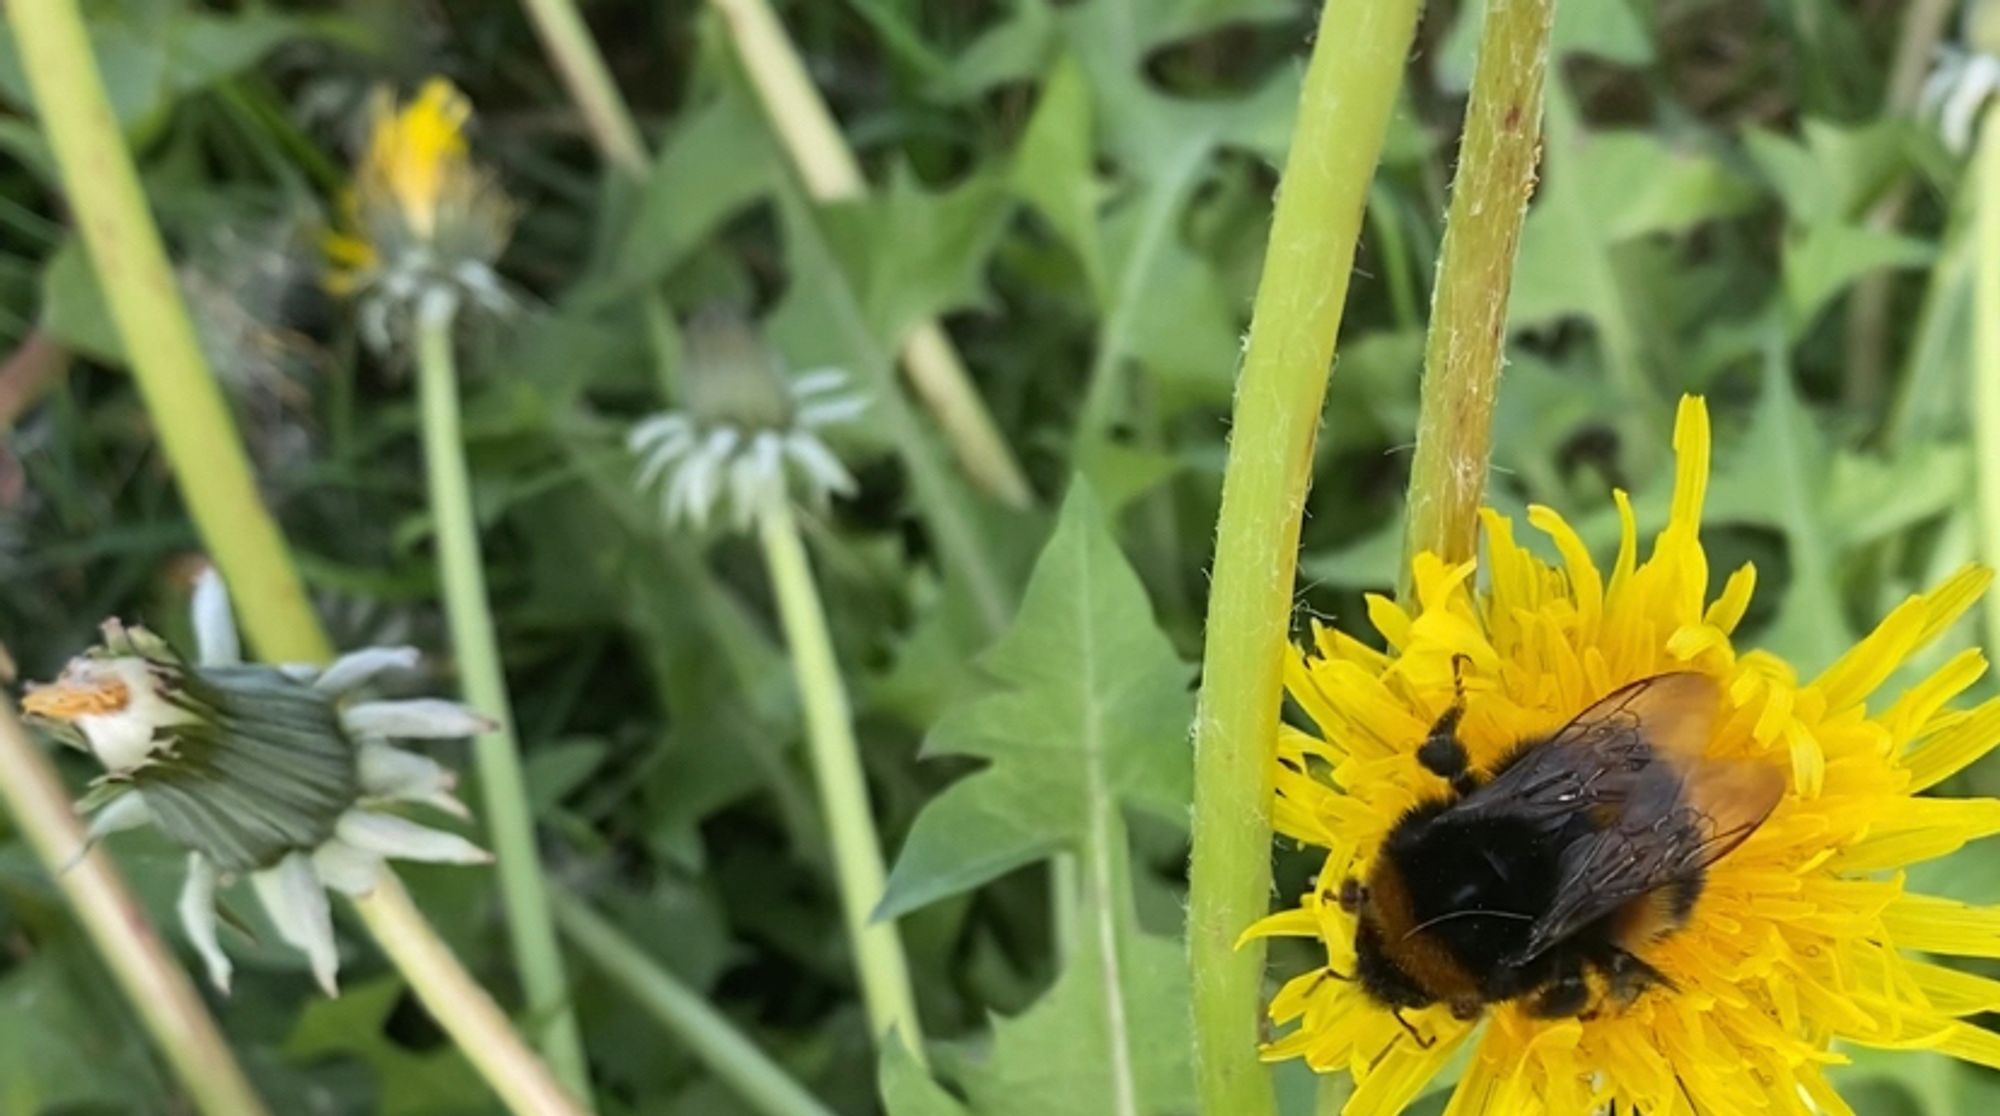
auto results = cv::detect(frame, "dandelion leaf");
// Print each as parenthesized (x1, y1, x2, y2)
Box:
(880, 481, 1192, 919)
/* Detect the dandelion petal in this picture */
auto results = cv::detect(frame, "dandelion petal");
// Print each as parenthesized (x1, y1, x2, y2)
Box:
(252, 852, 339, 996)
(191, 569, 241, 667)
(315, 647, 422, 695)
(85, 792, 152, 844)
(177, 854, 232, 995)
(336, 810, 491, 865)
(311, 838, 384, 897)
(342, 699, 494, 740)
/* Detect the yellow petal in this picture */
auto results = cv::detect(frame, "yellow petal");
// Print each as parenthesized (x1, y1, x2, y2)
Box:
(1913, 564, 1993, 647)
(1938, 1023, 2000, 1070)
(1908, 959, 2000, 1016)
(1704, 562, 1757, 634)
(1904, 696, 2000, 791)
(1661, 395, 1710, 549)
(1882, 894, 2000, 958)
(1529, 505, 1603, 627)
(1345, 1029, 1465, 1116)
(1884, 649, 1987, 746)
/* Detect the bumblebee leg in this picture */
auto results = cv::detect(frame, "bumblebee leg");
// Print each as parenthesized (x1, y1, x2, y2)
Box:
(1603, 947, 1677, 1005)
(1527, 955, 1592, 1019)
(1390, 1009, 1435, 1050)
(1416, 702, 1478, 795)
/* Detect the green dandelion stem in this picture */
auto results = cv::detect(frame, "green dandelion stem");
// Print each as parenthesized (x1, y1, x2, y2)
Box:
(1399, 0, 1556, 596)
(513, 0, 682, 404)
(6, 0, 328, 666)
(710, 0, 1036, 511)
(756, 495, 927, 1063)
(1185, 0, 1426, 1112)
(552, 892, 840, 1116)
(416, 291, 594, 1101)
(517, 0, 649, 175)
(0, 701, 271, 1116)
(1975, 109, 2000, 660)
(354, 875, 587, 1116)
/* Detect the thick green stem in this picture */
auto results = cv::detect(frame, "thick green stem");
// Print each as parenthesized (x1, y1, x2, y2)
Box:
(1975, 112, 2000, 662)
(710, 0, 1036, 510)
(552, 892, 839, 1116)
(755, 496, 926, 1061)
(6, 0, 326, 665)
(1185, 2, 1426, 1113)
(0, 701, 270, 1116)
(416, 291, 593, 1101)
(354, 876, 586, 1116)
(1399, 0, 1555, 592)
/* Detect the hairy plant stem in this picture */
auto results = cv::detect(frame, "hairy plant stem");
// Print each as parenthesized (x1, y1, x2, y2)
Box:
(1399, 0, 1556, 593)
(6, 0, 322, 662)
(755, 495, 927, 1061)
(0, 700, 270, 1116)
(1185, 2, 1426, 1113)
(416, 290, 592, 1100)
(553, 892, 839, 1116)
(1975, 111, 2000, 663)
(355, 875, 586, 1116)
(709, 0, 1035, 510)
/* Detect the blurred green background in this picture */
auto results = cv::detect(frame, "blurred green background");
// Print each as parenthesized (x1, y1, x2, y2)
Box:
(1, 0, 1996, 1113)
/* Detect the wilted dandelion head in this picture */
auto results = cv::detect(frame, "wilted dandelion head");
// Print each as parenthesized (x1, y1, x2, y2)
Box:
(323, 78, 515, 349)
(629, 309, 865, 533)
(23, 570, 491, 996)
(1249, 397, 2000, 1114)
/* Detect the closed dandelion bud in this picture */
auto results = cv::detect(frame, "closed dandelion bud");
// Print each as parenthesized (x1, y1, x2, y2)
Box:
(629, 308, 866, 532)
(323, 78, 516, 351)
(22, 571, 489, 997)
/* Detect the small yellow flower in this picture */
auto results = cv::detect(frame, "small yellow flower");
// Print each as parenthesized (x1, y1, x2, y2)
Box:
(1249, 397, 2000, 1114)
(324, 79, 514, 345)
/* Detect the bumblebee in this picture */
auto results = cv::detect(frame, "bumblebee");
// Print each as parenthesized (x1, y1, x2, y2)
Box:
(1338, 670, 1783, 1031)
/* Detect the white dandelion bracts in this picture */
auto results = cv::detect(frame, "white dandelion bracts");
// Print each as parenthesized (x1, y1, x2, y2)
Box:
(22, 572, 490, 997)
(629, 310, 864, 531)
(1248, 397, 2000, 1115)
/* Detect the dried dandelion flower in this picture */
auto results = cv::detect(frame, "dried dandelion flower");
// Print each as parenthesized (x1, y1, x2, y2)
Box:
(1247, 397, 2000, 1114)
(23, 571, 490, 996)
(629, 309, 864, 532)
(323, 78, 515, 350)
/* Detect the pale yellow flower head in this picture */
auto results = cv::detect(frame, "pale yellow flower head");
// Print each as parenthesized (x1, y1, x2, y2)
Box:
(325, 79, 514, 347)
(1250, 397, 2000, 1114)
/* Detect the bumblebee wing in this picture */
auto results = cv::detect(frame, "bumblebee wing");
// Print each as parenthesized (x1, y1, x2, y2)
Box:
(1514, 760, 1782, 962)
(1501, 674, 1783, 963)
(1459, 672, 1720, 825)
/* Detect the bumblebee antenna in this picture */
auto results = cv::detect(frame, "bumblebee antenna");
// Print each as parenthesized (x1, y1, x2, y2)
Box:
(1400, 907, 1534, 940)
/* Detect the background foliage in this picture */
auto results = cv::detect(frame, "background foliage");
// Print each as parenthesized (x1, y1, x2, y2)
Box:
(0, 0, 1994, 1114)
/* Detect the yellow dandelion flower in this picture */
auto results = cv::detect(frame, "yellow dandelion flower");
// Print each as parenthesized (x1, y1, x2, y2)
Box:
(324, 78, 514, 343)
(1247, 395, 2000, 1115)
